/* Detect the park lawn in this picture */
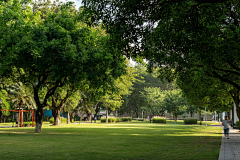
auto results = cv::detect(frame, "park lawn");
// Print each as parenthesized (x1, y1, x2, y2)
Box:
(0, 123, 222, 160)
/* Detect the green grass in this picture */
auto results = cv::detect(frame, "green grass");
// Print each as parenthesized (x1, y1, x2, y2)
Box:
(0, 122, 222, 160)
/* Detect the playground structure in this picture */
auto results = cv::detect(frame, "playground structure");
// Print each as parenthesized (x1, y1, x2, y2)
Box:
(0, 109, 35, 127)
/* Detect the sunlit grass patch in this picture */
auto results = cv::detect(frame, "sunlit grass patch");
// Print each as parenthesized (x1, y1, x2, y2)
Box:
(0, 122, 222, 160)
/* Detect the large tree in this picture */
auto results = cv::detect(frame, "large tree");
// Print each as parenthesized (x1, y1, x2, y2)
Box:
(0, 1, 125, 132)
(83, 0, 240, 119)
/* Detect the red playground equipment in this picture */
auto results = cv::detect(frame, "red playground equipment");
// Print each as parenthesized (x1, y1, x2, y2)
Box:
(0, 109, 35, 127)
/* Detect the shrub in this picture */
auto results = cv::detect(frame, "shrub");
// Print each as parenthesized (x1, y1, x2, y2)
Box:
(184, 119, 197, 124)
(60, 117, 67, 124)
(138, 119, 144, 121)
(49, 117, 67, 124)
(101, 118, 106, 123)
(152, 118, 166, 123)
(49, 117, 54, 123)
(23, 121, 36, 126)
(7, 117, 13, 122)
(101, 117, 116, 123)
(236, 121, 240, 129)
(116, 118, 122, 122)
(122, 117, 132, 122)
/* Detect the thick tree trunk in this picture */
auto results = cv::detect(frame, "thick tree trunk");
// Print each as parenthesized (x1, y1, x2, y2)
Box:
(35, 107, 44, 133)
(52, 108, 61, 125)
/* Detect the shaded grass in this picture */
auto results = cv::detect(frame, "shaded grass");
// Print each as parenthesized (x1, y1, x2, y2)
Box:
(0, 122, 222, 160)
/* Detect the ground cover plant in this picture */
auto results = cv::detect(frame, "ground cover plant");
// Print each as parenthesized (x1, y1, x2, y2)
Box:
(152, 118, 166, 123)
(184, 119, 198, 124)
(0, 122, 222, 160)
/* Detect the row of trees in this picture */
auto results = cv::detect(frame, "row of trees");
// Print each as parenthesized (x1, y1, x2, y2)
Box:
(82, 0, 240, 120)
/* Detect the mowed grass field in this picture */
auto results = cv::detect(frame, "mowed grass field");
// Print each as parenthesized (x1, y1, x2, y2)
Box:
(0, 121, 222, 160)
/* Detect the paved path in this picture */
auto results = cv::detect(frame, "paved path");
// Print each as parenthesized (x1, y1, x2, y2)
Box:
(219, 128, 240, 160)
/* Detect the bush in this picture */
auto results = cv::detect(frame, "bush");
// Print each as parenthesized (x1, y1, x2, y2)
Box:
(138, 119, 144, 121)
(49, 117, 67, 124)
(101, 118, 106, 123)
(101, 117, 116, 123)
(152, 118, 166, 123)
(236, 121, 240, 129)
(122, 117, 132, 122)
(7, 117, 13, 122)
(49, 117, 54, 123)
(60, 117, 67, 124)
(184, 119, 197, 124)
(116, 118, 122, 122)
(23, 121, 36, 126)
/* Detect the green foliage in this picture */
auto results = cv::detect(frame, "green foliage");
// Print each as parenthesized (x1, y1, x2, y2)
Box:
(23, 121, 36, 126)
(184, 119, 198, 124)
(49, 117, 54, 123)
(235, 121, 240, 129)
(121, 117, 132, 122)
(49, 117, 67, 124)
(60, 117, 67, 123)
(116, 118, 122, 122)
(101, 117, 116, 123)
(0, 89, 10, 116)
(152, 118, 166, 123)
(163, 90, 187, 121)
(7, 117, 13, 122)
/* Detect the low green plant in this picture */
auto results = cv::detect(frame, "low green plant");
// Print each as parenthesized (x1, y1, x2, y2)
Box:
(101, 118, 106, 123)
(138, 119, 144, 121)
(23, 121, 36, 126)
(101, 117, 116, 123)
(116, 118, 122, 122)
(184, 119, 197, 124)
(122, 117, 132, 122)
(152, 118, 166, 123)
(236, 121, 240, 129)
(60, 117, 67, 124)
(49, 117, 54, 123)
(49, 117, 67, 124)
(7, 117, 13, 122)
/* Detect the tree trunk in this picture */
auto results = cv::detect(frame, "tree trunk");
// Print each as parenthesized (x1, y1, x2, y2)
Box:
(35, 107, 44, 133)
(86, 112, 91, 121)
(106, 106, 108, 123)
(52, 108, 61, 125)
(199, 109, 202, 124)
(67, 112, 70, 124)
(190, 112, 193, 117)
(175, 115, 177, 123)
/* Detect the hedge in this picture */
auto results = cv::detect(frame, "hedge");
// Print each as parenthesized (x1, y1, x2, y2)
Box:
(116, 118, 122, 122)
(49, 117, 54, 123)
(122, 117, 132, 122)
(184, 119, 197, 124)
(49, 117, 67, 124)
(101, 117, 116, 123)
(236, 121, 240, 129)
(152, 118, 166, 123)
(23, 121, 36, 126)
